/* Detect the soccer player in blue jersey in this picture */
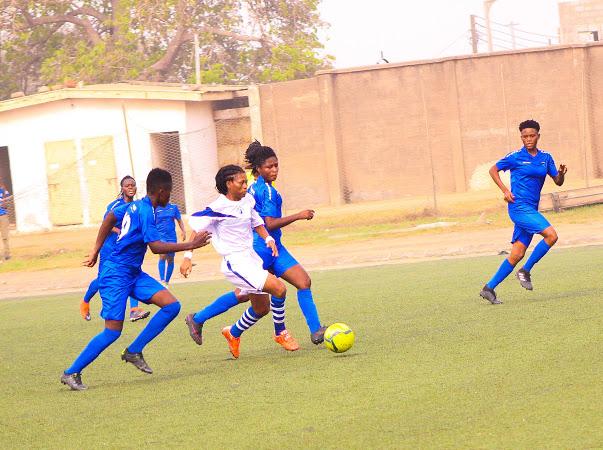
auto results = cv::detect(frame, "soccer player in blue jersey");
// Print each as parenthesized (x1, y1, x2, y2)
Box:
(156, 202, 186, 286)
(61, 169, 211, 391)
(480, 120, 567, 304)
(80, 176, 150, 322)
(182, 141, 326, 346)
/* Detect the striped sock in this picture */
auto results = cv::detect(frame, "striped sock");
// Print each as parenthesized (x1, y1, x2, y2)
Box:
(230, 307, 260, 338)
(271, 296, 286, 335)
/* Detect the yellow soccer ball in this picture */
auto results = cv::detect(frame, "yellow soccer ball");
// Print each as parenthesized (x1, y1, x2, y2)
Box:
(324, 323, 355, 353)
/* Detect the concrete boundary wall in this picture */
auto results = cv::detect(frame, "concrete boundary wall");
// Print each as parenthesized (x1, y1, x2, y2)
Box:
(257, 43, 603, 208)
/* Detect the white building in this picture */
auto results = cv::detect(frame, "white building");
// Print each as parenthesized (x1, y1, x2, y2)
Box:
(0, 83, 251, 231)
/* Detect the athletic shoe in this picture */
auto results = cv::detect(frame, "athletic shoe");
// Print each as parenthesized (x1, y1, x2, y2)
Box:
(516, 268, 533, 291)
(79, 300, 91, 321)
(185, 313, 203, 345)
(310, 325, 328, 345)
(60, 372, 87, 391)
(121, 349, 153, 374)
(273, 330, 300, 351)
(221, 326, 241, 359)
(129, 307, 150, 322)
(479, 285, 503, 304)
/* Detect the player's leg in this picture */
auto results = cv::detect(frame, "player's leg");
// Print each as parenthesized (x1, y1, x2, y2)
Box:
(123, 274, 180, 373)
(222, 291, 272, 359)
(158, 254, 167, 284)
(185, 289, 248, 345)
(80, 278, 99, 321)
(517, 225, 558, 290)
(62, 269, 131, 390)
(164, 253, 175, 284)
(0, 214, 9, 260)
(480, 229, 530, 304)
(279, 258, 326, 344)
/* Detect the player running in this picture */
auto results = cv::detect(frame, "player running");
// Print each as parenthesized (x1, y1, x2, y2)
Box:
(181, 165, 289, 359)
(155, 201, 186, 286)
(480, 119, 567, 304)
(61, 169, 211, 390)
(80, 176, 150, 322)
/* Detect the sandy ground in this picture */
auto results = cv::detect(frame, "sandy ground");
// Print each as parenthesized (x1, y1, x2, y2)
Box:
(1, 221, 601, 300)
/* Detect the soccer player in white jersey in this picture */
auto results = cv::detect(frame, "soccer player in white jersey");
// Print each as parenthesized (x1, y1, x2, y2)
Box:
(181, 165, 288, 358)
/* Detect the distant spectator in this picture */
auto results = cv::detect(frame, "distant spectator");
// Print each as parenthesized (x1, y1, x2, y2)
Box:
(0, 179, 11, 260)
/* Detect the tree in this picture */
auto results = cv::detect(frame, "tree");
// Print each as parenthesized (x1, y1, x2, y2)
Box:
(0, 0, 333, 99)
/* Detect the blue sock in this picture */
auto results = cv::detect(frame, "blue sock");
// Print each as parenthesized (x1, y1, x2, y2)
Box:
(65, 328, 121, 374)
(165, 261, 175, 283)
(523, 239, 552, 272)
(129, 297, 139, 309)
(271, 296, 286, 335)
(486, 259, 515, 290)
(158, 259, 166, 281)
(127, 301, 181, 353)
(193, 291, 238, 324)
(297, 289, 321, 333)
(230, 307, 260, 338)
(83, 278, 99, 303)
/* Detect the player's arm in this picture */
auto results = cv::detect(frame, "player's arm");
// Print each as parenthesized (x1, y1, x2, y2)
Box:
(263, 210, 314, 231)
(254, 225, 279, 257)
(489, 165, 515, 203)
(552, 164, 567, 186)
(83, 211, 118, 267)
(148, 232, 210, 255)
(177, 217, 186, 241)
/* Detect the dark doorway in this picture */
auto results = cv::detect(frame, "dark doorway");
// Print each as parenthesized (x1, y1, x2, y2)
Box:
(0, 146, 15, 224)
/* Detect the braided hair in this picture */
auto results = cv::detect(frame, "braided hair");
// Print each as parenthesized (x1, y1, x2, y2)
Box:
(244, 140, 277, 175)
(117, 175, 135, 199)
(215, 165, 245, 195)
(519, 119, 540, 132)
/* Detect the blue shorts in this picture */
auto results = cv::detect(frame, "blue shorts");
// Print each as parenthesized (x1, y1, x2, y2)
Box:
(253, 241, 299, 277)
(509, 209, 551, 247)
(98, 264, 164, 321)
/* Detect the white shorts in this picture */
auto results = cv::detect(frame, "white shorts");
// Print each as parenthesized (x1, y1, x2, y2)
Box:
(221, 251, 269, 295)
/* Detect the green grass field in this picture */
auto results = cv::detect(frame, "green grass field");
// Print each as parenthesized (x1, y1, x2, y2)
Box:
(2, 246, 602, 449)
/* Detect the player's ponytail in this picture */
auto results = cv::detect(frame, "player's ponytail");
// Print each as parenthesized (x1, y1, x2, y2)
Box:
(215, 165, 245, 195)
(244, 140, 277, 174)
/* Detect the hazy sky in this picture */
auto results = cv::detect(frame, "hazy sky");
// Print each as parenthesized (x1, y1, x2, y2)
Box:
(319, 0, 562, 68)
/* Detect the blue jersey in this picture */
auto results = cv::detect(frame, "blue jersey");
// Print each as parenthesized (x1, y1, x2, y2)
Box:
(155, 203, 181, 241)
(0, 188, 10, 216)
(106, 196, 161, 269)
(248, 175, 282, 244)
(496, 147, 558, 213)
(99, 198, 126, 260)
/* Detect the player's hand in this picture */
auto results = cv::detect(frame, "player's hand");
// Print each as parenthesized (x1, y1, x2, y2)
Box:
(558, 164, 567, 176)
(297, 209, 315, 220)
(503, 190, 515, 203)
(83, 252, 98, 267)
(267, 239, 279, 257)
(180, 258, 193, 278)
(189, 231, 211, 249)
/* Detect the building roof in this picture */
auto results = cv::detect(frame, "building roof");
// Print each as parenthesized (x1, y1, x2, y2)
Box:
(0, 82, 249, 113)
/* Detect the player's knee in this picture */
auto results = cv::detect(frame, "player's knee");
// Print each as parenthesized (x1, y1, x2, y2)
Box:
(546, 230, 558, 245)
(235, 291, 249, 303)
(274, 280, 287, 299)
(508, 253, 524, 266)
(298, 275, 311, 290)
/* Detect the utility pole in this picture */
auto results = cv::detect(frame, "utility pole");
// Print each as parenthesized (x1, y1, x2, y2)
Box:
(193, 33, 201, 85)
(484, 0, 497, 52)
(470, 15, 479, 53)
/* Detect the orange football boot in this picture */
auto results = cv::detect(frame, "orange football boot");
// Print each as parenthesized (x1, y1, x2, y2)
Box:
(273, 330, 300, 351)
(222, 326, 241, 359)
(79, 299, 91, 321)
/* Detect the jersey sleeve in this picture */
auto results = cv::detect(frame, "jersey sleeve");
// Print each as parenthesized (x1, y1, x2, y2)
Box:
(547, 154, 559, 177)
(111, 203, 129, 223)
(140, 206, 162, 243)
(495, 152, 518, 172)
(258, 187, 280, 218)
(189, 208, 224, 232)
(251, 208, 265, 228)
(174, 205, 182, 220)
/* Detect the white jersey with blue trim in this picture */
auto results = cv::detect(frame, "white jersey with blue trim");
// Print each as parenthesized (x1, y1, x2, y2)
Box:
(189, 193, 264, 257)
